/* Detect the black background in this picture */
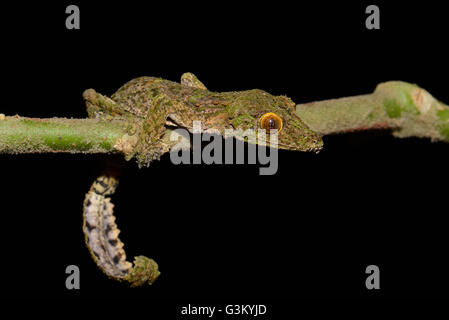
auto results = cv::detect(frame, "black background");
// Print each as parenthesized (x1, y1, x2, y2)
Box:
(1, 0, 448, 306)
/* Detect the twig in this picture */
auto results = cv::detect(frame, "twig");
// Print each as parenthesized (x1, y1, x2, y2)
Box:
(296, 81, 449, 142)
(1, 81, 448, 159)
(0, 116, 127, 154)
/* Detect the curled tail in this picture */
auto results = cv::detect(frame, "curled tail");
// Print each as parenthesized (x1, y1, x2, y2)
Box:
(83, 172, 160, 286)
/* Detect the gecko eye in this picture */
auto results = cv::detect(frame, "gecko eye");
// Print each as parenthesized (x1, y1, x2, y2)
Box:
(259, 112, 283, 132)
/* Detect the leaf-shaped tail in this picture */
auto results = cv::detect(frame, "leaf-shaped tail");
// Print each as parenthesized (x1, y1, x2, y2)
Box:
(83, 172, 160, 286)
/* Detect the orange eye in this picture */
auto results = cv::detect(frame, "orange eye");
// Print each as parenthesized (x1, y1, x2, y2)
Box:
(259, 112, 283, 132)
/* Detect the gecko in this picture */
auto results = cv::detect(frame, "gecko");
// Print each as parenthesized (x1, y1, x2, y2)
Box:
(82, 73, 323, 287)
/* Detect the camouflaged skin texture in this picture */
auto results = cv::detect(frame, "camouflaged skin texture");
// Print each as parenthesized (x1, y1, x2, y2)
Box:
(83, 174, 131, 277)
(81, 73, 322, 286)
(83, 172, 160, 286)
(83, 73, 323, 167)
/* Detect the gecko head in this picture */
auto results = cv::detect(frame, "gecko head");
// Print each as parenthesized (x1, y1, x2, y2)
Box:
(228, 89, 323, 152)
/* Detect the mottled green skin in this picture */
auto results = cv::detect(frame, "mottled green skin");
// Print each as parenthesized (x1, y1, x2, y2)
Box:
(124, 256, 160, 287)
(83, 73, 322, 166)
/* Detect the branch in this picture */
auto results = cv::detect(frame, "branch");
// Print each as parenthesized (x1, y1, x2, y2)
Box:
(295, 81, 449, 142)
(0, 116, 127, 154)
(1, 81, 448, 159)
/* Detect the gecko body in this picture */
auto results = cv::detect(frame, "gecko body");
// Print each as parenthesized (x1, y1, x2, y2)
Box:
(82, 73, 322, 286)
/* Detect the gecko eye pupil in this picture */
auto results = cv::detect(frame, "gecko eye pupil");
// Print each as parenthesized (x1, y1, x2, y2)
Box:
(259, 112, 283, 132)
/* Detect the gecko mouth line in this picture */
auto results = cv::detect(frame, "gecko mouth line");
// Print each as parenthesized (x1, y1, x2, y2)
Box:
(165, 118, 314, 151)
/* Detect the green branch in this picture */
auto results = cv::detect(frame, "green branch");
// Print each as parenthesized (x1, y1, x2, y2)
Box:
(0, 116, 127, 154)
(1, 81, 448, 159)
(296, 81, 449, 142)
